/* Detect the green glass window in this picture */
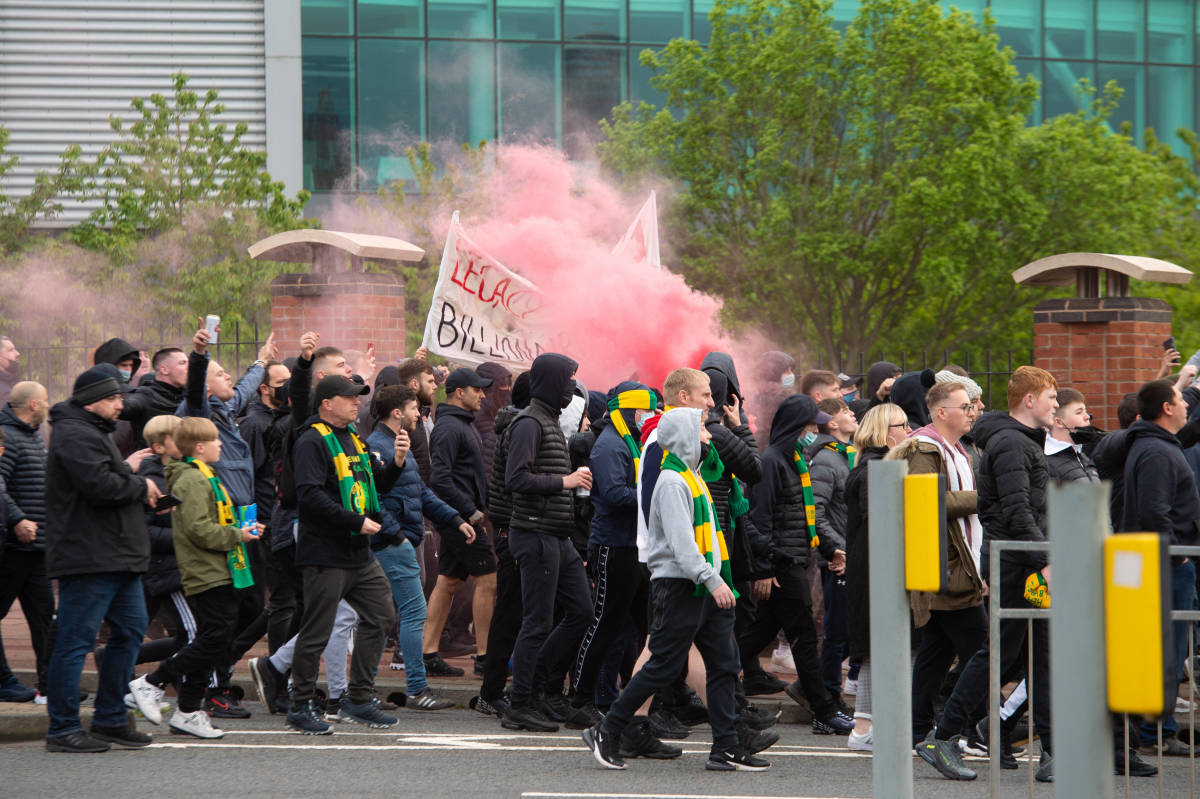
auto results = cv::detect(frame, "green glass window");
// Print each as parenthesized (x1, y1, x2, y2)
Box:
(428, 41, 495, 145)
(1044, 61, 1094, 118)
(564, 45, 624, 156)
(1148, 65, 1193, 154)
(692, 0, 714, 44)
(565, 0, 625, 42)
(630, 46, 666, 108)
(302, 0, 353, 35)
(1044, 0, 1093, 59)
(1148, 0, 1192, 64)
(993, 0, 1042, 58)
(357, 39, 424, 189)
(358, 0, 423, 37)
(303, 37, 356, 191)
(1097, 0, 1145, 62)
(498, 0, 560, 40)
(1098, 62, 1145, 133)
(499, 43, 560, 143)
(630, 0, 685, 43)
(428, 0, 494, 38)
(831, 0, 857, 32)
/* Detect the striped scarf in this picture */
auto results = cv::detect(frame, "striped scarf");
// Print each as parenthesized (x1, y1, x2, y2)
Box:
(661, 450, 738, 598)
(187, 457, 253, 589)
(607, 389, 659, 475)
(313, 422, 380, 524)
(699, 441, 749, 520)
(792, 446, 820, 549)
(824, 440, 857, 469)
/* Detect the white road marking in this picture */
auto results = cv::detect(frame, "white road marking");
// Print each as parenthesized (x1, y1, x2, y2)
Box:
(520, 793, 857, 799)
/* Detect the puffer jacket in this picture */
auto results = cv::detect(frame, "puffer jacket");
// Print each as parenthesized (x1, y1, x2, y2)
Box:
(973, 410, 1049, 572)
(887, 438, 984, 626)
(844, 445, 887, 661)
(0, 404, 47, 550)
(806, 433, 852, 556)
(1045, 437, 1099, 484)
(487, 404, 520, 530)
(367, 425, 464, 548)
(138, 455, 182, 597)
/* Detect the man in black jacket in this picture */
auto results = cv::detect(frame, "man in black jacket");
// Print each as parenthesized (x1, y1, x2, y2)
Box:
(0, 381, 53, 702)
(504, 353, 593, 732)
(425, 367, 495, 677)
(920, 366, 1057, 782)
(44, 366, 162, 753)
(284, 375, 405, 735)
(1045, 388, 1099, 483)
(116, 347, 190, 453)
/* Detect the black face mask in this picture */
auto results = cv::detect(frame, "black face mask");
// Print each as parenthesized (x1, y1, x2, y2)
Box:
(272, 380, 290, 406)
(560, 384, 575, 409)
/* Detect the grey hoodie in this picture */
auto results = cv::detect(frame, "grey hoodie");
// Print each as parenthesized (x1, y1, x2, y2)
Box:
(646, 407, 726, 593)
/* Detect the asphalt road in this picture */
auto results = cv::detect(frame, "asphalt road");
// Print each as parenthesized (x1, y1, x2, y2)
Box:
(0, 703, 1195, 798)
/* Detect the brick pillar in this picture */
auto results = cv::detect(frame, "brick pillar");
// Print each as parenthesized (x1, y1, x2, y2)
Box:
(269, 272, 406, 365)
(1033, 297, 1172, 430)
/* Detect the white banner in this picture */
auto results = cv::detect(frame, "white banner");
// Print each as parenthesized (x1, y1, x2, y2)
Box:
(420, 212, 550, 372)
(612, 191, 661, 269)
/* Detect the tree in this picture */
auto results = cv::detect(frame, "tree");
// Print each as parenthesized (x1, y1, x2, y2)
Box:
(598, 0, 1177, 359)
(0, 126, 84, 255)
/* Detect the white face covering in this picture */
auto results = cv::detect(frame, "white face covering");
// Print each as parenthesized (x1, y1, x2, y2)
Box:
(781, 373, 796, 389)
(634, 409, 652, 431)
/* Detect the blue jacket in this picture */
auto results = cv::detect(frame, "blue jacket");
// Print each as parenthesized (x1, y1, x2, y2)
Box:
(180, 351, 263, 507)
(367, 426, 464, 548)
(589, 380, 650, 548)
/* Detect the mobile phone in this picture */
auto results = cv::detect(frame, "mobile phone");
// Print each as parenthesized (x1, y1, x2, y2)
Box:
(155, 493, 183, 511)
(1164, 337, 1176, 351)
(205, 314, 221, 345)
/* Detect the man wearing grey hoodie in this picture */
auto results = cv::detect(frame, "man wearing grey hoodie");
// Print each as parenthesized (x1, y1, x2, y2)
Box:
(583, 407, 773, 772)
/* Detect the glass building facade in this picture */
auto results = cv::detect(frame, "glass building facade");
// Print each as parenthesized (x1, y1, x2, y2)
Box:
(301, 0, 1200, 193)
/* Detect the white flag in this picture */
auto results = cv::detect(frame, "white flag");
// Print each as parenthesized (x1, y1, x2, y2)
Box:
(612, 191, 661, 269)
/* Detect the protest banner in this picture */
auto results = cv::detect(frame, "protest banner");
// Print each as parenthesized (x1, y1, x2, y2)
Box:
(612, 191, 661, 269)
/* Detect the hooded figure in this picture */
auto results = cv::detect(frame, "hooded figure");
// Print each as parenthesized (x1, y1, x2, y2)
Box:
(700, 351, 744, 406)
(588, 380, 653, 549)
(474, 362, 513, 481)
(889, 369, 936, 429)
(93, 338, 141, 384)
(559, 378, 589, 439)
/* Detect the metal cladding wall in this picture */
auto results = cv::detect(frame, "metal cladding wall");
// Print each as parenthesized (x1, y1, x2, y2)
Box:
(0, 0, 267, 225)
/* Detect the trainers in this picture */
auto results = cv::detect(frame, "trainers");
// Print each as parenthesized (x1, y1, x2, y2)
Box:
(813, 710, 854, 735)
(848, 728, 873, 752)
(423, 652, 464, 677)
(0, 676, 36, 703)
(127, 675, 165, 725)
(648, 706, 690, 739)
(1035, 750, 1053, 783)
(124, 692, 171, 719)
(501, 703, 559, 732)
(737, 701, 781, 731)
(561, 703, 600, 730)
(90, 724, 153, 748)
(411, 687, 454, 710)
(769, 646, 797, 674)
(286, 699, 333, 735)
(672, 690, 710, 726)
(324, 696, 343, 722)
(390, 650, 404, 671)
(470, 694, 505, 718)
(204, 687, 251, 719)
(843, 678, 859, 696)
(373, 692, 403, 711)
(619, 719, 682, 759)
(706, 745, 771, 771)
(338, 697, 398, 728)
(1140, 737, 1200, 756)
(248, 656, 281, 714)
(918, 736, 978, 781)
(536, 691, 573, 723)
(582, 723, 626, 770)
(32, 691, 47, 705)
(169, 708, 224, 739)
(473, 654, 486, 677)
(45, 730, 111, 753)
(782, 680, 815, 722)
(742, 672, 787, 696)
(737, 724, 780, 754)
(1115, 748, 1158, 777)
(972, 717, 1023, 765)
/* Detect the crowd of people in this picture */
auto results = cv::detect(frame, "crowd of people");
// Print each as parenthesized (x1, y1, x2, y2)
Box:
(0, 328, 1196, 779)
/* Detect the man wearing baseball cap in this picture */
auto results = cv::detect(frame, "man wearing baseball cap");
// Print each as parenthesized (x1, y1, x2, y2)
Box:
(740, 394, 854, 736)
(284, 375, 407, 735)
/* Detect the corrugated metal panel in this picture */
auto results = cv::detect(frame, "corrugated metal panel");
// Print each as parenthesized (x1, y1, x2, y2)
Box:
(0, 0, 267, 226)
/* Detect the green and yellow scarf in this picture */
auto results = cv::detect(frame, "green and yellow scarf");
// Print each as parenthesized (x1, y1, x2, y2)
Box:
(607, 389, 659, 475)
(699, 442, 750, 521)
(661, 450, 738, 599)
(187, 457, 253, 589)
(792, 446, 820, 549)
(313, 422, 380, 526)
(824, 440, 857, 470)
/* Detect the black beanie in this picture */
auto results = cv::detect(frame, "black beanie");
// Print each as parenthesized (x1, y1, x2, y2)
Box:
(72, 365, 122, 406)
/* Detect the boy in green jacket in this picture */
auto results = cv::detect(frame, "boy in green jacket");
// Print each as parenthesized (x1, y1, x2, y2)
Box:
(128, 417, 258, 739)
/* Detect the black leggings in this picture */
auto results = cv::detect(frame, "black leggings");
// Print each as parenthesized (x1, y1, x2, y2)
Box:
(571, 544, 650, 706)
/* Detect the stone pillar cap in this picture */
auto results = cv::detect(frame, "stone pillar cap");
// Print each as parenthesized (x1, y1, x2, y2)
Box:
(1012, 252, 1191, 287)
(248, 229, 425, 266)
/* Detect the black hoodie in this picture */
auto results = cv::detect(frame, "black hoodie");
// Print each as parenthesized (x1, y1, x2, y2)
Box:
(888, 369, 935, 429)
(94, 337, 141, 381)
(505, 353, 578, 498)
(972, 410, 1049, 572)
(1121, 420, 1200, 546)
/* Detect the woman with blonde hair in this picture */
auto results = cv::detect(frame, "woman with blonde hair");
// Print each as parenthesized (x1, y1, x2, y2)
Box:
(842, 402, 909, 751)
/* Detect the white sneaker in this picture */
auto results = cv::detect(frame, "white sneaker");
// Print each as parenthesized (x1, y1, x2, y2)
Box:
(848, 727, 873, 752)
(844, 678, 859, 696)
(769, 647, 797, 674)
(33, 691, 47, 706)
(1176, 696, 1195, 714)
(169, 708, 224, 739)
(127, 675, 165, 725)
(125, 692, 171, 717)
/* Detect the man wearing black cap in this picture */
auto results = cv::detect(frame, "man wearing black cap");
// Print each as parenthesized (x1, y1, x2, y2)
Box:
(741, 394, 854, 736)
(43, 365, 163, 752)
(284, 375, 406, 735)
(425, 367, 496, 678)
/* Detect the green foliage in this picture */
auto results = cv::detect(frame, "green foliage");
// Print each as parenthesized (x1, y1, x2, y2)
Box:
(598, 0, 1177, 359)
(0, 127, 85, 255)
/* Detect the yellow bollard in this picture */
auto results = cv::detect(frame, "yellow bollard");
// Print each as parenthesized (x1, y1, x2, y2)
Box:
(903, 472, 946, 593)
(1104, 533, 1172, 716)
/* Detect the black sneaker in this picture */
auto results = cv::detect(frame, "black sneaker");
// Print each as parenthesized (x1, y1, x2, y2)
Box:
(737, 701, 781, 731)
(338, 697, 398, 728)
(536, 691, 572, 723)
(204, 688, 251, 719)
(470, 694, 505, 718)
(582, 723, 626, 770)
(274, 687, 292, 715)
(286, 699, 333, 735)
(619, 718, 682, 759)
(473, 654, 486, 677)
(672, 689, 710, 726)
(248, 657, 281, 714)
(324, 696, 342, 722)
(648, 706, 690, 740)
(973, 716, 1026, 758)
(90, 724, 152, 748)
(572, 703, 604, 727)
(1035, 750, 1053, 783)
(1115, 748, 1158, 777)
(706, 745, 771, 771)
(737, 723, 780, 754)
(410, 687, 454, 710)
(813, 710, 854, 735)
(45, 731, 111, 753)
(423, 652, 464, 677)
(917, 736, 978, 781)
(502, 703, 559, 732)
(742, 672, 787, 696)
(372, 692, 402, 711)
(782, 680, 815, 722)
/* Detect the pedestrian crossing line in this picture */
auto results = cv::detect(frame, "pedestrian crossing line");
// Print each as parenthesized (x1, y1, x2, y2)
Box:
(146, 740, 873, 758)
(521, 793, 858, 799)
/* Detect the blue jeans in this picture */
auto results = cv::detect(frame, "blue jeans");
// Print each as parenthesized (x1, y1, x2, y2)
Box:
(1139, 559, 1198, 745)
(46, 573, 147, 737)
(375, 541, 428, 695)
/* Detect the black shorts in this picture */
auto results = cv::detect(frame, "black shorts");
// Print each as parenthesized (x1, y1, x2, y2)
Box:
(437, 523, 498, 579)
